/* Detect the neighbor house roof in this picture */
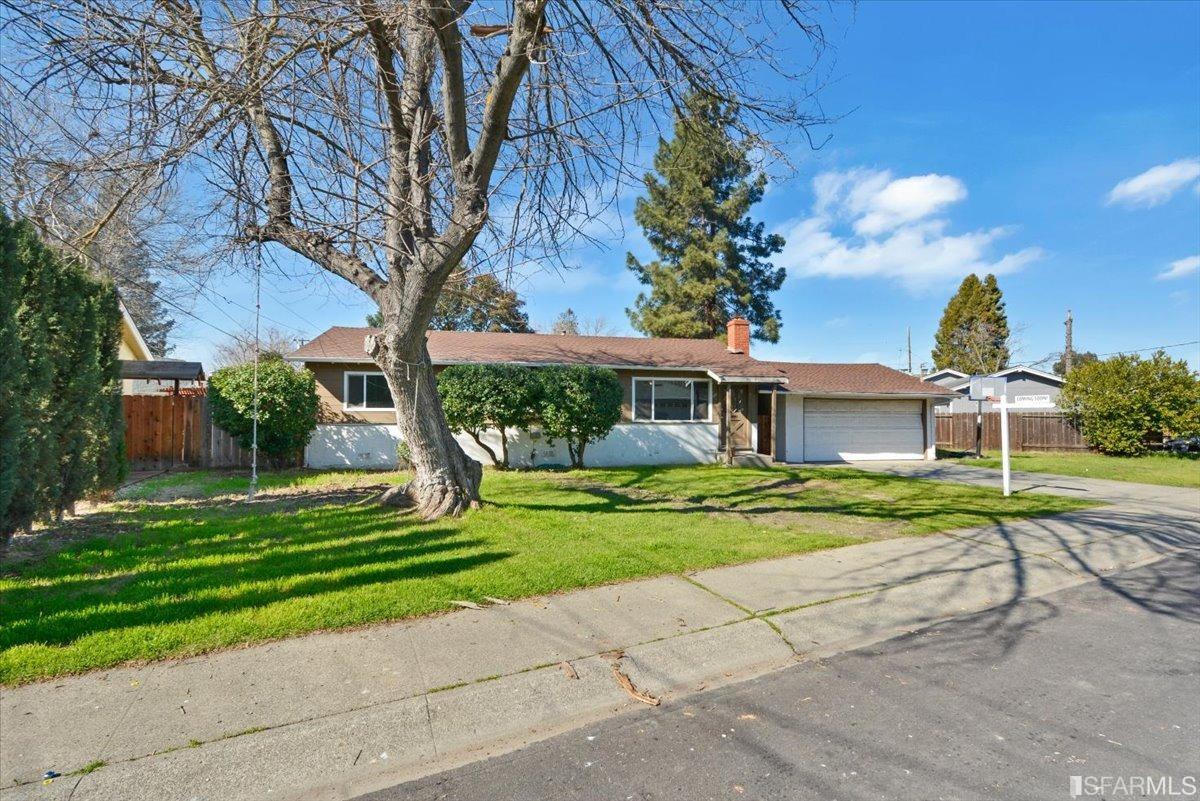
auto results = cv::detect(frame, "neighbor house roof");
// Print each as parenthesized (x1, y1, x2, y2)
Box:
(119, 298, 154, 362)
(288, 327, 786, 382)
(946, 364, 1064, 391)
(921, 368, 967, 382)
(763, 362, 959, 397)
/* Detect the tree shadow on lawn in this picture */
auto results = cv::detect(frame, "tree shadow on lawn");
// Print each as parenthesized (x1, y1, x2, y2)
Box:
(0, 502, 510, 651)
(504, 479, 1082, 535)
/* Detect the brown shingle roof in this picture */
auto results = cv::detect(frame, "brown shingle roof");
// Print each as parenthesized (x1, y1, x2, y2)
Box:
(762, 361, 958, 397)
(289, 327, 783, 380)
(289, 327, 955, 395)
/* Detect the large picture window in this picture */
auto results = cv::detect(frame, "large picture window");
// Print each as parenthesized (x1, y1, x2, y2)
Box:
(632, 378, 711, 422)
(344, 371, 394, 410)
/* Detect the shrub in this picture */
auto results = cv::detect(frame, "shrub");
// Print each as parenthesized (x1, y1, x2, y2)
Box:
(209, 356, 319, 468)
(537, 366, 623, 468)
(1060, 351, 1200, 455)
(438, 364, 539, 468)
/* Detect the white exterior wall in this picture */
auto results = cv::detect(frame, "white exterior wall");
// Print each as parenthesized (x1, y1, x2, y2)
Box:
(925, 398, 937, 460)
(305, 423, 719, 469)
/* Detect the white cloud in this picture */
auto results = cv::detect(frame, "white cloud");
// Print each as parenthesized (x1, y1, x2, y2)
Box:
(824, 316, 852, 328)
(778, 168, 1043, 291)
(1106, 158, 1200, 208)
(1157, 255, 1200, 281)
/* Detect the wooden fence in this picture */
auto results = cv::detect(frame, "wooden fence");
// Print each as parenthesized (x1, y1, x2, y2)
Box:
(123, 394, 285, 470)
(935, 411, 1088, 453)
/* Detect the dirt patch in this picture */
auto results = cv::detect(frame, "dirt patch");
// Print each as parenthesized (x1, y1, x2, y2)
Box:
(716, 508, 903, 540)
(2, 482, 393, 572)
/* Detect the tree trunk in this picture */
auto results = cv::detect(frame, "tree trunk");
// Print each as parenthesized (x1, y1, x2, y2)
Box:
(468, 430, 501, 468)
(367, 332, 481, 518)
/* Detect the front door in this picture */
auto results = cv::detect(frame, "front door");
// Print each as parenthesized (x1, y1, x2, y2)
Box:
(729, 385, 751, 450)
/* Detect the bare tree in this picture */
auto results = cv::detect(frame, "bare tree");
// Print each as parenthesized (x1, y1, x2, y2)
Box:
(211, 327, 298, 369)
(0, 0, 829, 517)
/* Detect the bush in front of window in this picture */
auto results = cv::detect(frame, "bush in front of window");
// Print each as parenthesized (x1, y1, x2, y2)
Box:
(438, 364, 540, 469)
(209, 355, 319, 468)
(537, 366, 623, 469)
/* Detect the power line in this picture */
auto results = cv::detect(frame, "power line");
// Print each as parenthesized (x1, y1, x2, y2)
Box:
(1095, 340, 1200, 358)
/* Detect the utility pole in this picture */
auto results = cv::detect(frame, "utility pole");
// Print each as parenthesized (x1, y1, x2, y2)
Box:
(906, 326, 913, 374)
(1063, 310, 1074, 374)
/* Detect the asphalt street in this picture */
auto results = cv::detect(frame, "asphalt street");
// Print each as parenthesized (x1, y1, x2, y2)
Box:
(356, 551, 1200, 801)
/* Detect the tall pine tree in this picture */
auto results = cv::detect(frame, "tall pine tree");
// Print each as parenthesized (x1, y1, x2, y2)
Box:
(627, 94, 785, 343)
(932, 274, 1012, 374)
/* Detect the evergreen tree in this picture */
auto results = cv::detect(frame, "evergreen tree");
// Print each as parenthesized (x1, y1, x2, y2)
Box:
(551, 308, 581, 336)
(367, 273, 532, 333)
(0, 212, 27, 529)
(627, 93, 785, 343)
(1, 215, 125, 535)
(1053, 350, 1098, 376)
(932, 274, 1011, 374)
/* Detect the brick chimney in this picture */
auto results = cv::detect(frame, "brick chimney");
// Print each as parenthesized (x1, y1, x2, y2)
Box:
(726, 317, 750, 355)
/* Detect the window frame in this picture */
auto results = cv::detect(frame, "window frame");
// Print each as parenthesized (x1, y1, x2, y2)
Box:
(631, 376, 713, 423)
(343, 370, 396, 412)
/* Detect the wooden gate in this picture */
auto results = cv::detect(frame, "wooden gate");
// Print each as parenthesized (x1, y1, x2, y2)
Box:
(935, 411, 1088, 452)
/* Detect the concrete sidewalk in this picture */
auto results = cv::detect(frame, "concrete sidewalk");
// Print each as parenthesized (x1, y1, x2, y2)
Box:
(3, 482, 1197, 801)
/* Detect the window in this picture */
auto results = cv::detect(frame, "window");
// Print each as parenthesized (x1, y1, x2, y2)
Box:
(344, 371, 394, 410)
(632, 377, 712, 422)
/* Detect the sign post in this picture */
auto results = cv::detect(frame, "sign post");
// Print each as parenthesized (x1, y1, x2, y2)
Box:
(997, 394, 1056, 496)
(998, 397, 1011, 496)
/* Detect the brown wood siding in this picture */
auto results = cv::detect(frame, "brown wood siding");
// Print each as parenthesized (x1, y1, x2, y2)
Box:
(308, 362, 396, 424)
(305, 362, 724, 426)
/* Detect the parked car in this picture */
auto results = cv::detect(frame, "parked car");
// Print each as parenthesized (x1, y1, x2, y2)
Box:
(1163, 436, 1200, 454)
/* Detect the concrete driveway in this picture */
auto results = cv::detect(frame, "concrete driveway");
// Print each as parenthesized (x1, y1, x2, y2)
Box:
(838, 459, 1199, 513)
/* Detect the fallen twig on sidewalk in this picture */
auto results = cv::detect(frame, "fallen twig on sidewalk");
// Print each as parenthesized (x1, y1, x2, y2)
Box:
(611, 663, 660, 706)
(451, 600, 483, 610)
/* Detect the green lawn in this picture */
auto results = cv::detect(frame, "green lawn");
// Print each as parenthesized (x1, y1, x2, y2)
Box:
(1, 465, 1093, 685)
(953, 451, 1200, 489)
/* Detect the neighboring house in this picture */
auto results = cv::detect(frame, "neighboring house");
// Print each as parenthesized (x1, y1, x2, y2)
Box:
(286, 318, 956, 469)
(924, 365, 1065, 412)
(920, 368, 968, 389)
(117, 299, 206, 394)
(117, 299, 154, 393)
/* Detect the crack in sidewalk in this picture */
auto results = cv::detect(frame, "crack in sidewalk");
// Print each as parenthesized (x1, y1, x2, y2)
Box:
(680, 575, 803, 656)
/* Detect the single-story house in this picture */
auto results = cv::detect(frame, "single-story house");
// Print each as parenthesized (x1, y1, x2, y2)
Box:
(924, 365, 1065, 412)
(117, 297, 207, 395)
(286, 318, 957, 469)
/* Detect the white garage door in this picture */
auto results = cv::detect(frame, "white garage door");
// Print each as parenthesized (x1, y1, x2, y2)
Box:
(803, 398, 925, 462)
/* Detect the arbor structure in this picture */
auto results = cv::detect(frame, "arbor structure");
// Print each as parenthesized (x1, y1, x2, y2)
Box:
(2, 1, 827, 517)
(932, 274, 1012, 374)
(627, 94, 785, 343)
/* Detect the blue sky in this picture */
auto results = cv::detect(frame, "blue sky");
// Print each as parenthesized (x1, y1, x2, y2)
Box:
(170, 1, 1200, 372)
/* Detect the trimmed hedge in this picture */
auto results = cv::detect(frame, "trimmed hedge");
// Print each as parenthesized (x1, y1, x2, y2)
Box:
(1, 212, 125, 535)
